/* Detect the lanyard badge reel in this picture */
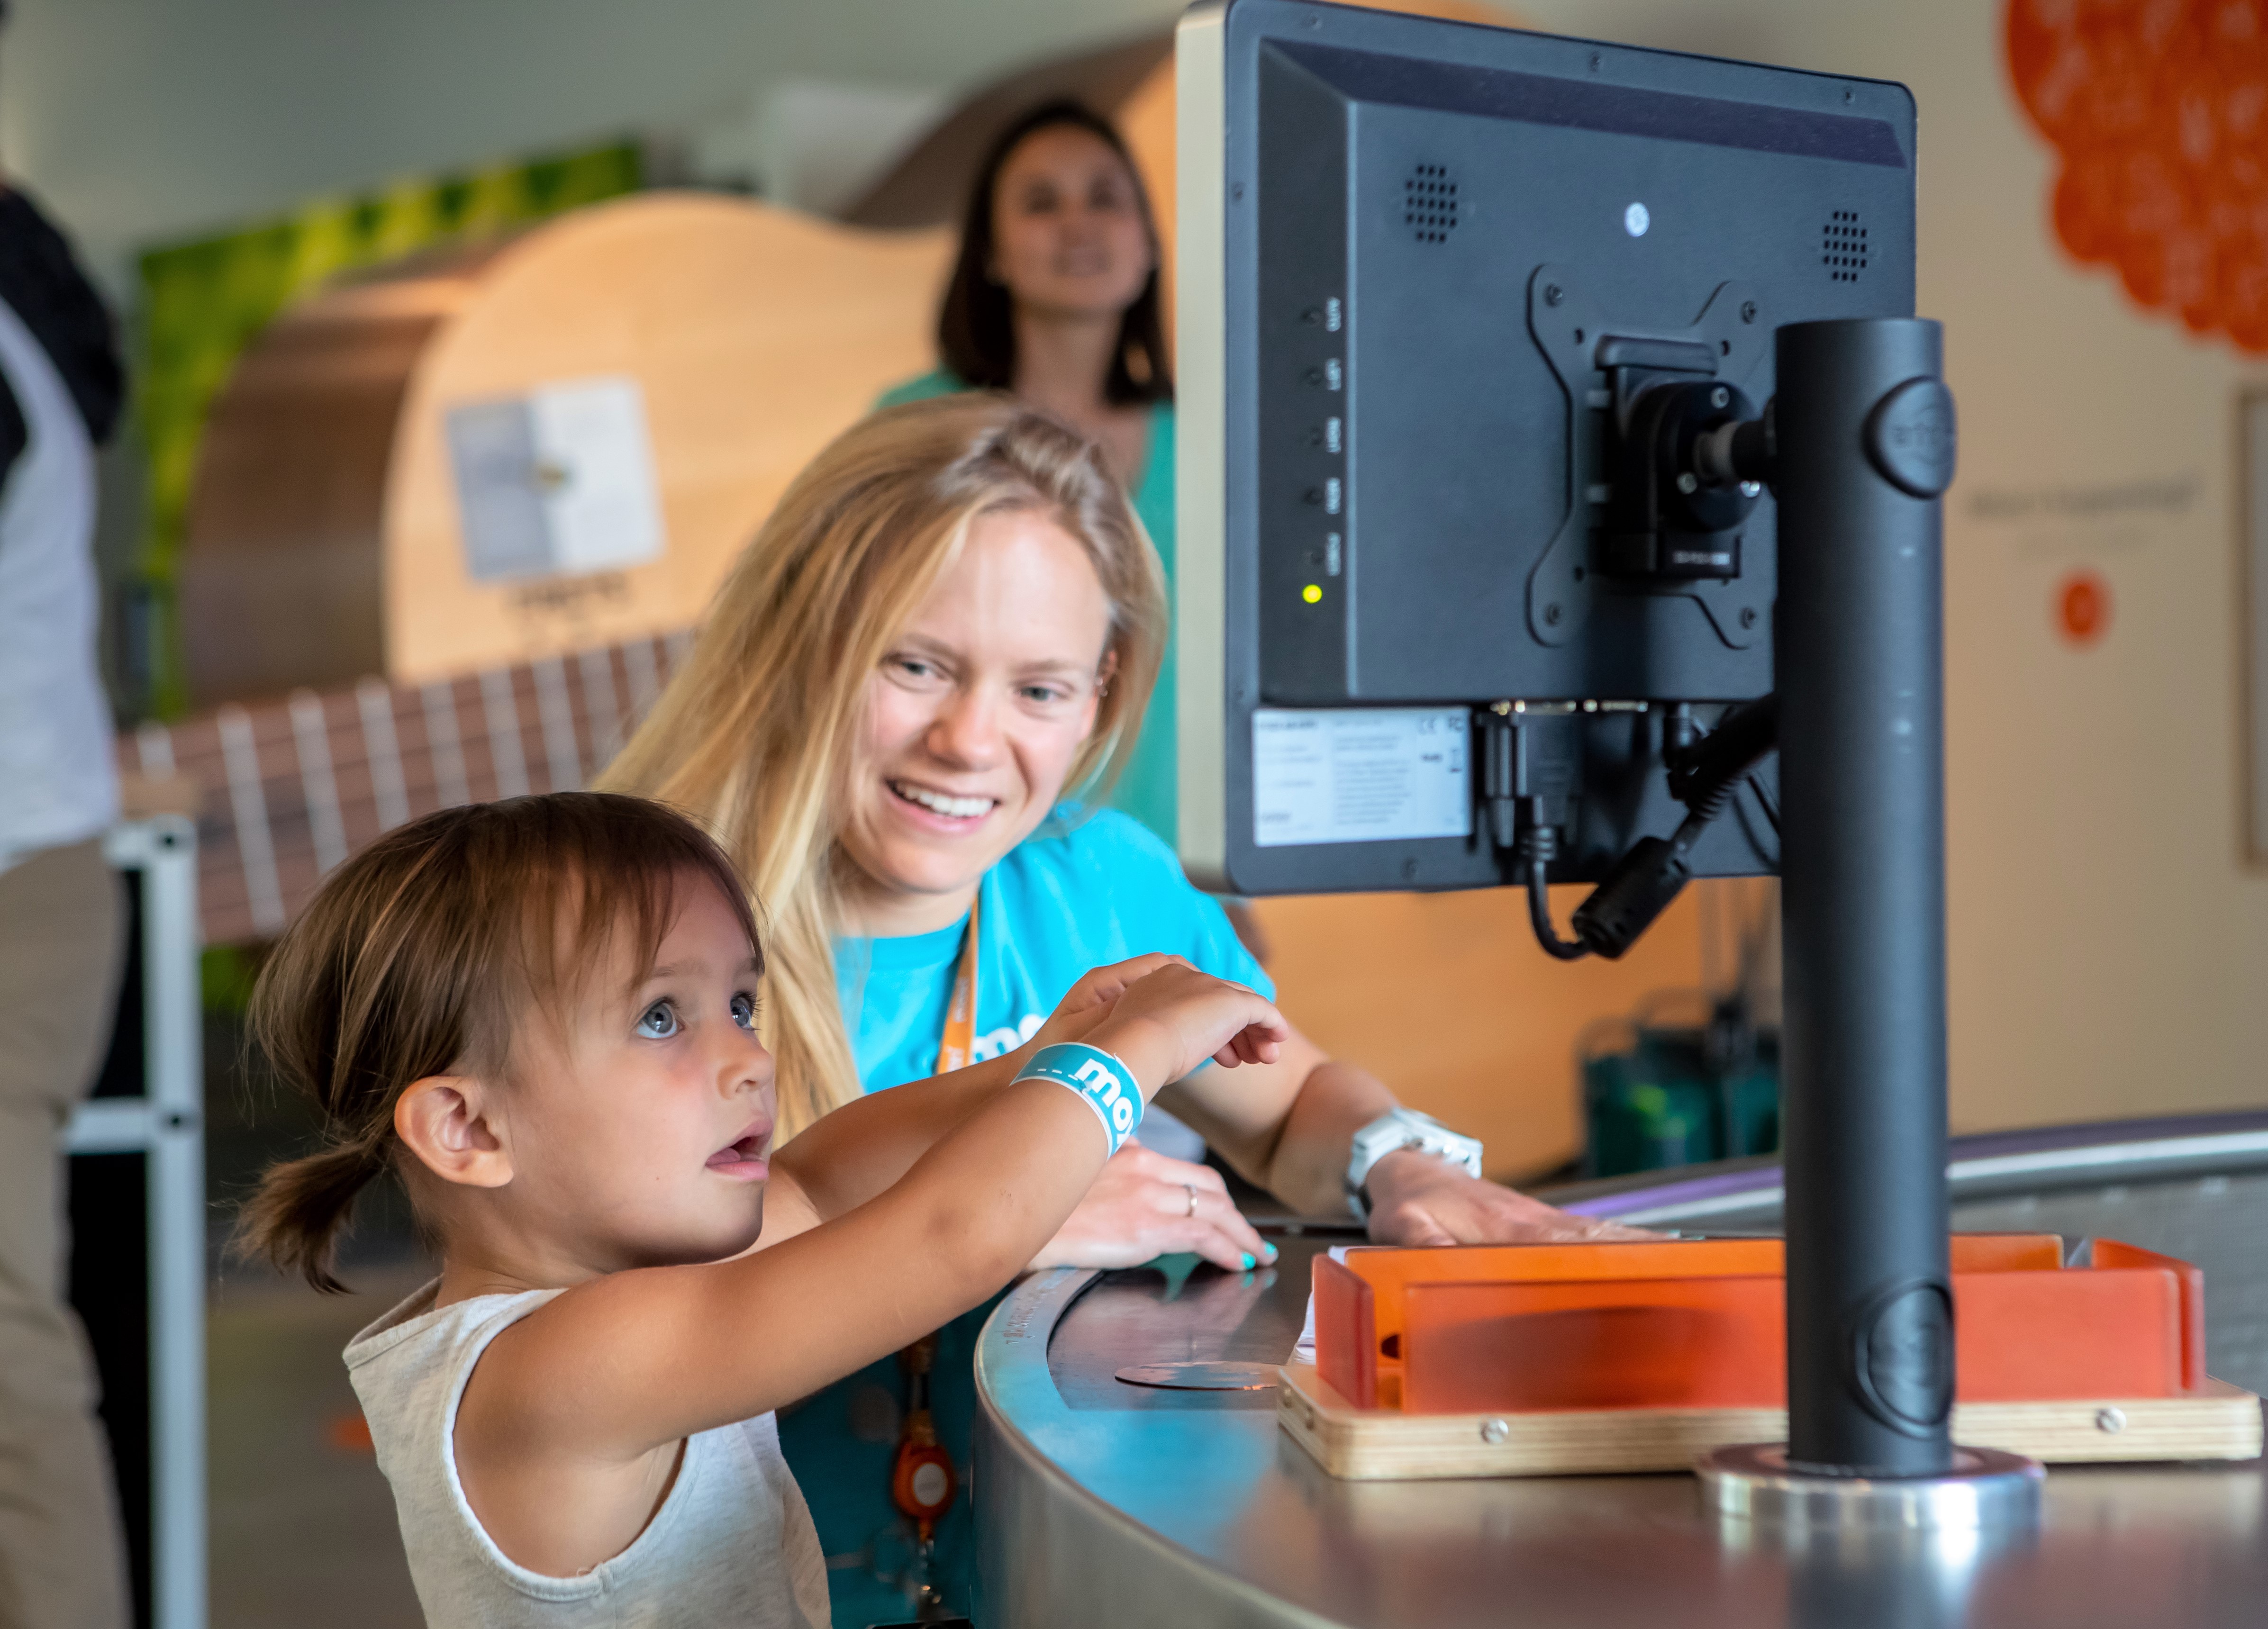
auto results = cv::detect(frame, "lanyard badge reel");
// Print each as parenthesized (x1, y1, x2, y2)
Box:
(890, 1335, 957, 1616)
(881, 900, 978, 1622)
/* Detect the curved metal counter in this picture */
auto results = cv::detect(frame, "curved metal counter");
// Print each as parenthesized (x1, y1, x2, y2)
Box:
(975, 1113, 2268, 1627)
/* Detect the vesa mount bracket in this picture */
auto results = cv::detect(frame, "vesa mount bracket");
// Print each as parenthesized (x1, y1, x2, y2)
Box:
(1524, 267, 1772, 653)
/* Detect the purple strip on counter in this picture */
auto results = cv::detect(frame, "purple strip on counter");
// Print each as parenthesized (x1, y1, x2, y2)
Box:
(1547, 1108, 2268, 1220)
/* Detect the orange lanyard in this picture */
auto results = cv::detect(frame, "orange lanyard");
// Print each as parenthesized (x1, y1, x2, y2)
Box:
(933, 893, 980, 1075)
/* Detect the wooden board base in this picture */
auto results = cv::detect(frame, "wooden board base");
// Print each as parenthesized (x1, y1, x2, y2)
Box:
(1277, 1361, 2264, 1480)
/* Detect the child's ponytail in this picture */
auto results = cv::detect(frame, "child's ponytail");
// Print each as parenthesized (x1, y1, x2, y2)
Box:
(228, 822, 461, 1292)
(235, 1134, 390, 1295)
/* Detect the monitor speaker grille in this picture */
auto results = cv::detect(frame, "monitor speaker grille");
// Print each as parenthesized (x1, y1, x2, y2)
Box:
(1824, 209, 1869, 282)
(1406, 164, 1460, 244)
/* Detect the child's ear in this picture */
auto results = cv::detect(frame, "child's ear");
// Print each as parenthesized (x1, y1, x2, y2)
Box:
(395, 1076, 514, 1190)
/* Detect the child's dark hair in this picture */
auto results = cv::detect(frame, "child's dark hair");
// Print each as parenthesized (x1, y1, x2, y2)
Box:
(235, 792, 762, 1293)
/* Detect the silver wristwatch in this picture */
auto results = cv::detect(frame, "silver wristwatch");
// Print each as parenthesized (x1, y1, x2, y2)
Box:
(1344, 1108, 1485, 1221)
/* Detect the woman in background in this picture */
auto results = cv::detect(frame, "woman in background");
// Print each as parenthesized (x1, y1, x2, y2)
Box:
(878, 100, 1180, 848)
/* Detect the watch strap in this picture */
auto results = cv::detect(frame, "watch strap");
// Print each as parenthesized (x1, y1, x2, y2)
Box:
(1344, 1108, 1484, 1220)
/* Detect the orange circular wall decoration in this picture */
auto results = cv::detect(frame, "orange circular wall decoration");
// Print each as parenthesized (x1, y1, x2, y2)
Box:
(2008, 0, 2268, 350)
(2056, 567, 2113, 645)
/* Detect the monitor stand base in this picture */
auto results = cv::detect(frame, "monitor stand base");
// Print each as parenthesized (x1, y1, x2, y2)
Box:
(1696, 1442, 2042, 1532)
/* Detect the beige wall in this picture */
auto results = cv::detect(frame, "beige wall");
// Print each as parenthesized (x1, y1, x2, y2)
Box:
(1251, 887, 1714, 1181)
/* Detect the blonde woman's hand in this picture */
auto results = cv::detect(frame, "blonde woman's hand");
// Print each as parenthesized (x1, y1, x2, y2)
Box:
(1361, 1149, 1659, 1247)
(1025, 1142, 1276, 1274)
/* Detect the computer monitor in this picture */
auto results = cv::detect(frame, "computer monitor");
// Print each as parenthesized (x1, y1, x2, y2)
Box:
(1175, 0, 1914, 926)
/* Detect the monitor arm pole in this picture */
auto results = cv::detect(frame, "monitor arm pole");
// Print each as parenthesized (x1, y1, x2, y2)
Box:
(1694, 320, 2035, 1522)
(1771, 318, 1959, 1476)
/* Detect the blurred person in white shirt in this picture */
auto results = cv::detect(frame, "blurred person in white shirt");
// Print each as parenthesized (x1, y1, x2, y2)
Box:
(0, 165, 132, 1629)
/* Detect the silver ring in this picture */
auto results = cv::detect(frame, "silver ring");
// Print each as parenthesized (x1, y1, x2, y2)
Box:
(1184, 1183, 1198, 1217)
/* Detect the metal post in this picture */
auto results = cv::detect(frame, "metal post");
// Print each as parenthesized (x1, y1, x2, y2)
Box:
(1773, 318, 1956, 1476)
(81, 817, 208, 1629)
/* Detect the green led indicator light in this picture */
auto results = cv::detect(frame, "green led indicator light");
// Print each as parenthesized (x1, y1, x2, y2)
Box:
(1302, 583, 1323, 604)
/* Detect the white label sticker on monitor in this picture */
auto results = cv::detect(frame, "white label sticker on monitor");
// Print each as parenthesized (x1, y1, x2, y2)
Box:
(1252, 708, 1470, 848)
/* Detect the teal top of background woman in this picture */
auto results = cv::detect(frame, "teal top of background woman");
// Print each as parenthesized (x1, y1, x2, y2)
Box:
(878, 370, 1178, 848)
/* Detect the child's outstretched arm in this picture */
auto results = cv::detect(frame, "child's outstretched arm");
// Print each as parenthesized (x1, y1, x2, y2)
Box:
(454, 961, 1283, 1575)
(768, 952, 1186, 1228)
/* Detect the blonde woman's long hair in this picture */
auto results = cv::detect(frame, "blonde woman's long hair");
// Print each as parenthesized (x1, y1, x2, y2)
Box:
(598, 395, 1166, 1138)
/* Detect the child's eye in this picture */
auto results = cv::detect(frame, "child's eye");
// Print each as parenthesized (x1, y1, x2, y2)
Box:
(731, 991, 759, 1032)
(635, 1000, 681, 1040)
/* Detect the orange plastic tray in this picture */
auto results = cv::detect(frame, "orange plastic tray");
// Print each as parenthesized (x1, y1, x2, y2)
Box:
(1312, 1235, 2204, 1414)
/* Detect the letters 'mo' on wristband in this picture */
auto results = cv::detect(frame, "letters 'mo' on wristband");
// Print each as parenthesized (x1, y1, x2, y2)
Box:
(1016, 1042, 1143, 1157)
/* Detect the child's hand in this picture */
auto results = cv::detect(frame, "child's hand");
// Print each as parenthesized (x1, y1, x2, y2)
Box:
(1015, 954, 1190, 1060)
(1084, 962, 1288, 1095)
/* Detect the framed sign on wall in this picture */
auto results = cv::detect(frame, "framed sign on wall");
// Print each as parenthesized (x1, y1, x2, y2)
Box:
(2241, 391, 2268, 865)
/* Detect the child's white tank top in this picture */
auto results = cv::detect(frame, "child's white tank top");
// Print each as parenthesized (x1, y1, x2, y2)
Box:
(346, 1280, 829, 1628)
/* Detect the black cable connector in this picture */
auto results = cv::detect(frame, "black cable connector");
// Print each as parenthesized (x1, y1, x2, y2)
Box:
(1668, 692, 1779, 819)
(1483, 709, 1595, 959)
(1570, 693, 1780, 958)
(1514, 816, 1590, 960)
(1570, 829, 1697, 959)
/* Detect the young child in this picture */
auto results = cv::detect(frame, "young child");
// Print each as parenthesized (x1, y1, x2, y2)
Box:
(236, 792, 1283, 1627)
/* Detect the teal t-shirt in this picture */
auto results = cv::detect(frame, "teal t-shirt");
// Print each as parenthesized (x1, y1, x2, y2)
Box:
(875, 369, 1179, 848)
(833, 805, 1269, 1091)
(782, 806, 1268, 1629)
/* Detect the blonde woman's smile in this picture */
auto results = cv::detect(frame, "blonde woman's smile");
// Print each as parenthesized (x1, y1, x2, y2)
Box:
(886, 778, 1000, 827)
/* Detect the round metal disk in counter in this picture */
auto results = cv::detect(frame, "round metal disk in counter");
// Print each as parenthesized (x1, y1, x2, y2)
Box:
(975, 1113, 2268, 1627)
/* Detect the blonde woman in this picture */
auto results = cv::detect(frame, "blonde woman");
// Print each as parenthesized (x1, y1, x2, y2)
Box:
(601, 394, 1610, 1623)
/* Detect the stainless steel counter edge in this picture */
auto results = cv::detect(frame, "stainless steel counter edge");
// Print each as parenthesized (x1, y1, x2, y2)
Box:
(975, 1265, 1346, 1629)
(1555, 1122, 2268, 1228)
